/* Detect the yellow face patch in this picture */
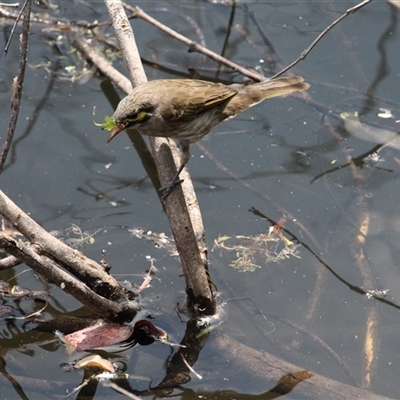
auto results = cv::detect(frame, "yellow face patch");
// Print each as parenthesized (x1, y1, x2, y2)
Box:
(126, 110, 151, 123)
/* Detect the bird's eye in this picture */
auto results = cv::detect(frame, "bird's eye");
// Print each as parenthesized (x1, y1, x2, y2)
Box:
(126, 110, 151, 123)
(126, 111, 138, 121)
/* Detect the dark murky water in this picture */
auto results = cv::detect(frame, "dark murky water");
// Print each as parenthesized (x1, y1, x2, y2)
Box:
(0, 1, 399, 398)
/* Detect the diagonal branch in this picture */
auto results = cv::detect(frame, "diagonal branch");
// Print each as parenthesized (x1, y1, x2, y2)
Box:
(0, 190, 130, 302)
(127, 4, 264, 82)
(103, 0, 215, 316)
(0, 232, 135, 319)
(272, 0, 372, 79)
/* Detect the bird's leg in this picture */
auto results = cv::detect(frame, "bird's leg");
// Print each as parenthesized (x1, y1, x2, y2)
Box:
(159, 142, 190, 201)
(160, 163, 185, 201)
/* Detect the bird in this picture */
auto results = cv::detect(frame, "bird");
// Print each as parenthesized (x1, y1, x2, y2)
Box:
(107, 76, 310, 199)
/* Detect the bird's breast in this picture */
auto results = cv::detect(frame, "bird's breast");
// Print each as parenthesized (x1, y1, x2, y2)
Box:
(135, 108, 226, 144)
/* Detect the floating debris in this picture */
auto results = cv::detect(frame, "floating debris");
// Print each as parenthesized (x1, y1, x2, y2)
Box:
(365, 289, 389, 299)
(213, 218, 300, 272)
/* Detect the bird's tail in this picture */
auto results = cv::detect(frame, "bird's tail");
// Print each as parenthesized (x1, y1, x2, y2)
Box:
(225, 76, 309, 116)
(256, 76, 309, 98)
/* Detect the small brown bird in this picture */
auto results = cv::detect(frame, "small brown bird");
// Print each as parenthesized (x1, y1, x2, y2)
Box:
(108, 76, 309, 199)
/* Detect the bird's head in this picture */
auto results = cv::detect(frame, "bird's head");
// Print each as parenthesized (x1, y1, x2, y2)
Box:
(107, 93, 155, 143)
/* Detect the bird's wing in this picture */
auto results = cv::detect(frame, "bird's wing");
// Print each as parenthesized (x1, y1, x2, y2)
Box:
(165, 80, 238, 121)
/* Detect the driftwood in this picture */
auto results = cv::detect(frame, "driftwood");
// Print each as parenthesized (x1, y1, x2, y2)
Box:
(206, 333, 392, 400)
(0, 232, 133, 319)
(0, 191, 126, 299)
(0, 190, 138, 320)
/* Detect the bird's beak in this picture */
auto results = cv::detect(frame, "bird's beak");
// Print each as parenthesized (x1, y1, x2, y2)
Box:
(107, 122, 126, 144)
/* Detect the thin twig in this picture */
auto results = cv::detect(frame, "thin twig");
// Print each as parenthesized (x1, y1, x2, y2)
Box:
(272, 0, 372, 79)
(0, 2, 19, 6)
(216, 1, 236, 79)
(0, 0, 31, 173)
(126, 4, 264, 82)
(3, 0, 30, 57)
(103, 382, 143, 400)
(180, 352, 203, 380)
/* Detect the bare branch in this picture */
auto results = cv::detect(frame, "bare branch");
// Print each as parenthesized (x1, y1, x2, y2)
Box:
(106, 0, 146, 88)
(127, 5, 264, 82)
(0, 254, 21, 270)
(104, 0, 215, 315)
(272, 0, 372, 79)
(0, 232, 135, 319)
(0, 0, 31, 172)
(0, 190, 130, 301)
(3, 0, 30, 57)
(68, 30, 132, 94)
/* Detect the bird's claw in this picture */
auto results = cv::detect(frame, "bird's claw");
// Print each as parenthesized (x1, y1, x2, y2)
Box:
(160, 177, 184, 201)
